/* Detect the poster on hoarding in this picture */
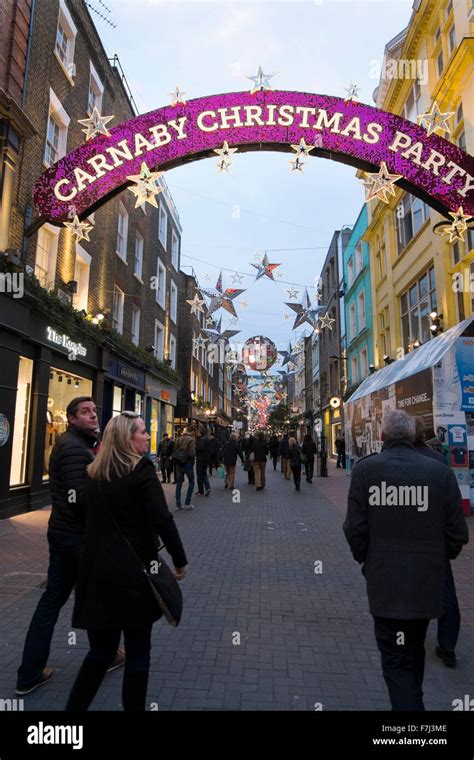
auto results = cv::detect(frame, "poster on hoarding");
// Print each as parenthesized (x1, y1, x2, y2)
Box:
(455, 336, 474, 412)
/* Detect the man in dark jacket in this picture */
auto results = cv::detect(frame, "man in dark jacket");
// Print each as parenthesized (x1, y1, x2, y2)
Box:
(195, 429, 211, 496)
(208, 433, 220, 475)
(16, 397, 124, 695)
(343, 410, 468, 711)
(222, 433, 244, 489)
(279, 433, 291, 479)
(269, 435, 280, 470)
(158, 433, 172, 483)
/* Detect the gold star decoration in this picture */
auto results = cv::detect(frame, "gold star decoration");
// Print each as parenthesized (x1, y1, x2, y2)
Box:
(247, 65, 276, 95)
(126, 162, 164, 208)
(319, 312, 335, 330)
(289, 156, 305, 173)
(63, 215, 94, 242)
(291, 138, 316, 159)
(169, 86, 186, 106)
(214, 141, 238, 173)
(448, 206, 472, 234)
(416, 101, 454, 138)
(186, 294, 206, 315)
(363, 161, 403, 204)
(78, 106, 114, 141)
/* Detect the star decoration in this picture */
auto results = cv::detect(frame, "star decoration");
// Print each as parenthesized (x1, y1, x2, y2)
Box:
(448, 206, 472, 234)
(169, 86, 186, 106)
(78, 106, 114, 140)
(192, 335, 208, 351)
(319, 312, 336, 330)
(214, 141, 238, 173)
(63, 215, 94, 242)
(285, 287, 300, 300)
(251, 253, 281, 281)
(206, 315, 216, 327)
(239, 301, 248, 309)
(344, 83, 361, 101)
(247, 65, 276, 94)
(202, 316, 240, 344)
(126, 162, 163, 208)
(363, 161, 403, 204)
(291, 138, 316, 159)
(201, 270, 245, 318)
(278, 342, 303, 367)
(286, 288, 327, 330)
(417, 101, 454, 137)
(231, 271, 244, 284)
(289, 156, 305, 173)
(284, 313, 290, 320)
(187, 294, 206, 315)
(275, 270, 285, 279)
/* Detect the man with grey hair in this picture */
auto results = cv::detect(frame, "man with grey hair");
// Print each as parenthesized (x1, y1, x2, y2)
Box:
(344, 409, 468, 711)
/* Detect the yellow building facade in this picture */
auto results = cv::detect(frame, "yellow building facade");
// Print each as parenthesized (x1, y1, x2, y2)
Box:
(365, 0, 474, 367)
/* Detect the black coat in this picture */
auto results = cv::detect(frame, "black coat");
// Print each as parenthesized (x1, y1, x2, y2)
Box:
(72, 457, 187, 630)
(251, 439, 268, 462)
(269, 437, 280, 456)
(302, 439, 317, 460)
(222, 440, 244, 466)
(289, 444, 302, 467)
(279, 436, 290, 458)
(196, 436, 210, 465)
(343, 441, 468, 620)
(48, 426, 99, 534)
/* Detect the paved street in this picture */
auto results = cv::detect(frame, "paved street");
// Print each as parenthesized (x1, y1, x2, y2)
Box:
(0, 462, 472, 711)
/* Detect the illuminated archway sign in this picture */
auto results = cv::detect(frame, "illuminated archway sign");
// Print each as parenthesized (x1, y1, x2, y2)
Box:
(33, 90, 474, 222)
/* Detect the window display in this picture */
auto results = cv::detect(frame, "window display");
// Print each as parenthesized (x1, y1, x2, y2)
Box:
(43, 368, 92, 479)
(10, 357, 33, 486)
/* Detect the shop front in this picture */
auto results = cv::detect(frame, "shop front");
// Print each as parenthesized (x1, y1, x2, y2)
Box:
(0, 296, 104, 518)
(103, 356, 146, 430)
(145, 373, 178, 464)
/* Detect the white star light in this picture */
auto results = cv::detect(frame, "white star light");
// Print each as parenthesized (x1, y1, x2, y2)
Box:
(187, 295, 206, 315)
(363, 161, 403, 204)
(63, 215, 94, 242)
(417, 101, 454, 137)
(344, 83, 361, 101)
(247, 65, 276, 94)
(126, 162, 164, 209)
(289, 156, 305, 173)
(286, 288, 300, 300)
(290, 138, 316, 159)
(319, 312, 335, 330)
(78, 106, 114, 140)
(231, 271, 244, 284)
(214, 141, 238, 173)
(169, 86, 187, 106)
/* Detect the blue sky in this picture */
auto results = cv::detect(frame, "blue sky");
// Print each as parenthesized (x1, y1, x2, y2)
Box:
(98, 0, 413, 360)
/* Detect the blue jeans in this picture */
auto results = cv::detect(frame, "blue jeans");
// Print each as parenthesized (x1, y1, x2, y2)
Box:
(196, 462, 210, 494)
(437, 560, 460, 651)
(17, 527, 84, 688)
(175, 463, 194, 506)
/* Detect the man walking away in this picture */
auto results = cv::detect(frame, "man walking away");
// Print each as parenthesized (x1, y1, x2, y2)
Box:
(174, 427, 196, 510)
(252, 432, 269, 491)
(16, 397, 125, 696)
(269, 434, 280, 471)
(222, 433, 244, 490)
(289, 437, 302, 491)
(302, 433, 317, 483)
(196, 429, 211, 496)
(279, 433, 291, 479)
(414, 417, 461, 668)
(208, 433, 220, 475)
(335, 433, 345, 469)
(158, 434, 170, 483)
(343, 410, 468, 711)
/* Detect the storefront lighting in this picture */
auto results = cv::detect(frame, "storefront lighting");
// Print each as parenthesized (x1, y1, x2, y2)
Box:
(96, 313, 105, 321)
(429, 311, 438, 320)
(91, 317, 99, 325)
(74, 380, 80, 388)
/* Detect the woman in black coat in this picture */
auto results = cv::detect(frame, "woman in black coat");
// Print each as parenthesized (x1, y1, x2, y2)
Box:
(251, 432, 269, 490)
(302, 433, 317, 483)
(288, 437, 302, 491)
(222, 433, 244, 489)
(66, 411, 188, 712)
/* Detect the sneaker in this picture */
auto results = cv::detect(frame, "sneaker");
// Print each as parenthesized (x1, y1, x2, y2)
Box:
(107, 648, 125, 673)
(183, 504, 194, 510)
(196, 492, 203, 497)
(16, 667, 54, 696)
(176, 505, 183, 511)
(435, 646, 456, 668)
(205, 489, 211, 497)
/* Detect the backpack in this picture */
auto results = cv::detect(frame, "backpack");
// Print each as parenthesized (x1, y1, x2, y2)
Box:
(172, 446, 189, 465)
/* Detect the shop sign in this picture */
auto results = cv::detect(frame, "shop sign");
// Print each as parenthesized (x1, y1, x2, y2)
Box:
(329, 396, 341, 409)
(46, 326, 87, 357)
(118, 365, 140, 384)
(161, 390, 170, 401)
(0, 414, 10, 446)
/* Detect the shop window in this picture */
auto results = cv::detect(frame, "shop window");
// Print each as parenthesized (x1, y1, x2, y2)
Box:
(159, 204, 168, 248)
(35, 224, 59, 289)
(74, 244, 91, 312)
(169, 333, 177, 369)
(395, 193, 430, 254)
(150, 399, 159, 458)
(154, 320, 165, 361)
(87, 61, 104, 115)
(112, 284, 124, 334)
(44, 89, 70, 167)
(156, 259, 166, 308)
(44, 368, 93, 478)
(131, 305, 140, 346)
(165, 403, 174, 437)
(172, 230, 179, 270)
(134, 232, 143, 280)
(112, 385, 123, 417)
(116, 202, 128, 262)
(135, 395, 143, 416)
(403, 81, 422, 123)
(170, 280, 178, 323)
(54, 0, 77, 80)
(10, 357, 33, 486)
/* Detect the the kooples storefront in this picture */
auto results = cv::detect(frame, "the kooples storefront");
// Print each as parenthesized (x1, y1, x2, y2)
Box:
(103, 358, 146, 426)
(0, 297, 105, 519)
(145, 373, 177, 464)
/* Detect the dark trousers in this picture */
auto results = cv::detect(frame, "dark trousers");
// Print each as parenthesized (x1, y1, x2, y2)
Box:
(209, 456, 219, 474)
(438, 560, 460, 651)
(175, 463, 194, 506)
(291, 464, 301, 489)
(305, 459, 314, 481)
(336, 451, 345, 468)
(271, 454, 278, 470)
(66, 625, 153, 711)
(17, 527, 83, 688)
(196, 462, 210, 494)
(374, 616, 430, 711)
(160, 457, 172, 482)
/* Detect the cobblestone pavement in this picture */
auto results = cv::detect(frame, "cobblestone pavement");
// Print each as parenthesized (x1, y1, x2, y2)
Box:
(0, 462, 472, 711)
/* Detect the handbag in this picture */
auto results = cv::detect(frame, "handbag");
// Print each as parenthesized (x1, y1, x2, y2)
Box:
(172, 447, 189, 465)
(103, 497, 183, 627)
(216, 465, 225, 479)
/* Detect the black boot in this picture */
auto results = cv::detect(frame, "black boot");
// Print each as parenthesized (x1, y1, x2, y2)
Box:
(122, 669, 149, 711)
(65, 658, 109, 711)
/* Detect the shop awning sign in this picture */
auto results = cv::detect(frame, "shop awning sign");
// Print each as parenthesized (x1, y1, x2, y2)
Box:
(33, 91, 474, 222)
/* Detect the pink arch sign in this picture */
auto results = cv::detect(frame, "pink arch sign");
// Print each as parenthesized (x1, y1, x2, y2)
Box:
(33, 90, 474, 222)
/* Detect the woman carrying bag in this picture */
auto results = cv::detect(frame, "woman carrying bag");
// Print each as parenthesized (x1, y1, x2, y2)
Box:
(289, 437, 302, 491)
(66, 411, 188, 712)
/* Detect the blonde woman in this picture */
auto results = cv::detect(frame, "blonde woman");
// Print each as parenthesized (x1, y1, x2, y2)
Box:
(65, 412, 188, 712)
